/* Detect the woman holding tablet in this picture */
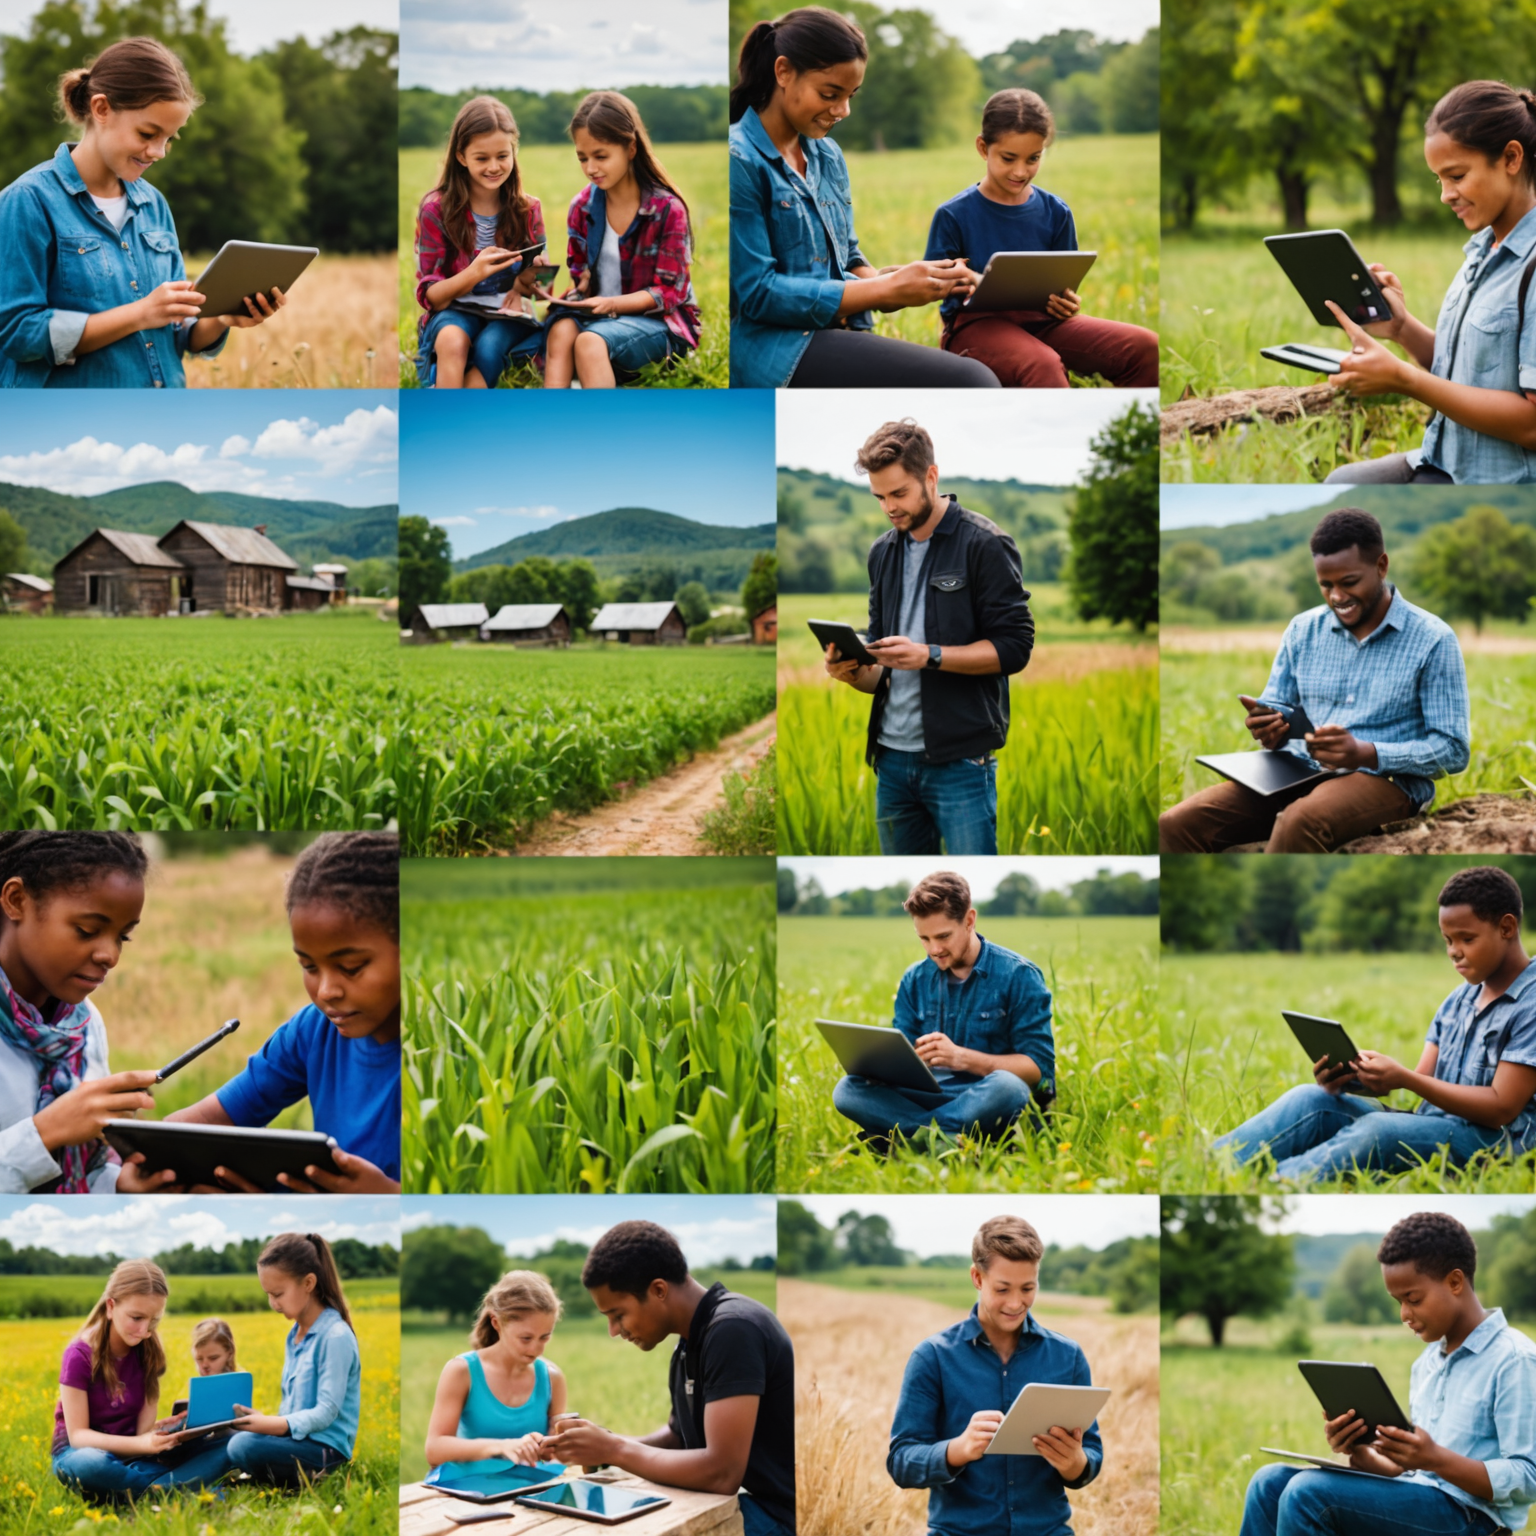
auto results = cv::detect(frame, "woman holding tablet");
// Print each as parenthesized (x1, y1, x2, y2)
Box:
(728, 7, 999, 388)
(1326, 80, 1536, 483)
(0, 37, 284, 389)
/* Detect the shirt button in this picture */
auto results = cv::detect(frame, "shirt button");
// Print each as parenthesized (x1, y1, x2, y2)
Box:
(153, 380, 163, 387)
(131, 281, 138, 289)
(78, 246, 86, 254)
(122, 241, 129, 249)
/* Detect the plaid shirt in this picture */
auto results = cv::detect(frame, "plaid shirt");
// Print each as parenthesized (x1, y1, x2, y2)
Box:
(1419, 958, 1536, 1152)
(1262, 586, 1470, 810)
(1402, 1307, 1536, 1531)
(566, 181, 700, 351)
(413, 188, 545, 340)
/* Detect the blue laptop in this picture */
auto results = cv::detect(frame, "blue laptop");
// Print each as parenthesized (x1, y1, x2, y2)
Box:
(178, 1371, 253, 1435)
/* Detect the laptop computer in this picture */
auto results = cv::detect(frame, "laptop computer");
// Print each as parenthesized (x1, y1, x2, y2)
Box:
(173, 1371, 253, 1437)
(814, 1019, 941, 1093)
(985, 1383, 1111, 1455)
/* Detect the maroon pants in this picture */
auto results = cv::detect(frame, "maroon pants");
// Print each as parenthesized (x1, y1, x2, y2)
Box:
(943, 309, 1158, 389)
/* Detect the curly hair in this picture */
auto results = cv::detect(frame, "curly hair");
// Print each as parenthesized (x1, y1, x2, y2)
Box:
(1377, 1212, 1477, 1283)
(1438, 865, 1524, 925)
(855, 418, 935, 481)
(285, 833, 398, 942)
(581, 1221, 688, 1298)
(904, 871, 972, 923)
(0, 832, 147, 910)
(1310, 509, 1385, 561)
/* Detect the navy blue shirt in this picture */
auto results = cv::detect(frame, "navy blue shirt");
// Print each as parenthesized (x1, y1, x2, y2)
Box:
(888, 1304, 1103, 1536)
(925, 183, 1077, 322)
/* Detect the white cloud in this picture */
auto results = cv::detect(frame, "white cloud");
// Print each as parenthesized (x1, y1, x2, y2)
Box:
(433, 516, 479, 527)
(249, 406, 398, 472)
(504, 1216, 775, 1265)
(219, 435, 253, 459)
(474, 504, 566, 520)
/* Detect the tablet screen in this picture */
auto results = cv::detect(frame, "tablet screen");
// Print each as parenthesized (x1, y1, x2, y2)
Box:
(429, 1464, 563, 1499)
(518, 1483, 668, 1517)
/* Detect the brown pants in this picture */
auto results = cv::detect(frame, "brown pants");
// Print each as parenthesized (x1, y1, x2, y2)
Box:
(1158, 772, 1416, 853)
(943, 309, 1159, 388)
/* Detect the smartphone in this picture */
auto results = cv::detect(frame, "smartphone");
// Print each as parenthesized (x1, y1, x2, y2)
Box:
(531, 262, 560, 285)
(1239, 696, 1316, 739)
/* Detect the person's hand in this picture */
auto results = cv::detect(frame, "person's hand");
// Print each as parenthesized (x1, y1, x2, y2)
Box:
(1310, 1052, 1357, 1096)
(1045, 286, 1081, 321)
(542, 1417, 620, 1466)
(946, 1409, 1004, 1467)
(222, 287, 286, 330)
(1355, 264, 1409, 338)
(878, 258, 973, 310)
(1327, 303, 1409, 395)
(511, 265, 542, 297)
(1304, 724, 1372, 770)
(133, 1430, 185, 1455)
(496, 1433, 546, 1466)
(277, 1147, 400, 1194)
(152, 1412, 188, 1435)
(197, 1165, 264, 1194)
(33, 1071, 159, 1152)
(1032, 1424, 1088, 1481)
(1324, 1410, 1399, 1475)
(114, 1152, 182, 1193)
(1350, 1050, 1408, 1095)
(135, 280, 206, 329)
(865, 635, 929, 670)
(1374, 1424, 1442, 1473)
(823, 642, 864, 684)
(581, 294, 626, 317)
(1241, 698, 1290, 750)
(467, 246, 518, 283)
(231, 1407, 288, 1436)
(914, 1032, 971, 1072)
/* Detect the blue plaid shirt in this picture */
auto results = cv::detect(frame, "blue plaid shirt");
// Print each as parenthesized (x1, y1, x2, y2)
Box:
(1402, 1307, 1536, 1531)
(1261, 587, 1469, 811)
(1418, 958, 1536, 1152)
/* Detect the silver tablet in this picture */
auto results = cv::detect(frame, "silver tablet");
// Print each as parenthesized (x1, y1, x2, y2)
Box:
(963, 251, 1097, 312)
(814, 1019, 940, 1093)
(193, 241, 319, 317)
(985, 1383, 1111, 1455)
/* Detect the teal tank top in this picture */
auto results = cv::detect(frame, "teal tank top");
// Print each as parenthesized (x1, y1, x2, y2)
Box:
(453, 1352, 551, 1476)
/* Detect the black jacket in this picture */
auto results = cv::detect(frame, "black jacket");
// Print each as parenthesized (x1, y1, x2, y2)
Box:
(865, 496, 1034, 765)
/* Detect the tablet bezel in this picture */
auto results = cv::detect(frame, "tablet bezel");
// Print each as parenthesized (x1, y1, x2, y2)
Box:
(1297, 1361, 1411, 1442)
(806, 620, 878, 668)
(984, 1382, 1112, 1456)
(963, 251, 1098, 313)
(193, 241, 319, 318)
(1281, 1011, 1362, 1076)
(512, 1481, 672, 1525)
(1262, 230, 1392, 330)
(102, 1120, 340, 1193)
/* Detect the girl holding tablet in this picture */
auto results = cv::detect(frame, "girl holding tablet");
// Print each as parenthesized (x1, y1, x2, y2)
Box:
(728, 7, 999, 388)
(1327, 80, 1536, 483)
(0, 38, 283, 389)
(925, 90, 1158, 388)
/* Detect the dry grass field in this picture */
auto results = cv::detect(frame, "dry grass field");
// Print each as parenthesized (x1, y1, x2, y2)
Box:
(186, 253, 396, 388)
(781, 1278, 1158, 1536)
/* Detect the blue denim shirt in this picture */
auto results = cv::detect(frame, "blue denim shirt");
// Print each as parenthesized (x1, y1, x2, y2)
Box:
(893, 936, 1055, 1100)
(0, 143, 225, 388)
(728, 105, 872, 388)
(888, 1305, 1103, 1536)
(280, 1306, 360, 1458)
(1418, 203, 1536, 482)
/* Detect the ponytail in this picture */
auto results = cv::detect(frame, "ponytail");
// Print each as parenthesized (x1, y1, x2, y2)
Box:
(470, 1270, 562, 1349)
(58, 37, 200, 128)
(258, 1232, 353, 1330)
(1426, 80, 1536, 186)
(730, 7, 868, 125)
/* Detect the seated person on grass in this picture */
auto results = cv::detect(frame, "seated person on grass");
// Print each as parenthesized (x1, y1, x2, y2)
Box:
(1240, 1211, 1536, 1536)
(542, 1220, 796, 1536)
(888, 1215, 1103, 1536)
(831, 871, 1053, 1153)
(1159, 509, 1469, 855)
(1213, 865, 1536, 1183)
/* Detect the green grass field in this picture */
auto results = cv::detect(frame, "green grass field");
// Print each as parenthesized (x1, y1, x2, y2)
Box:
(1160, 950, 1536, 1191)
(778, 915, 1158, 1193)
(398, 645, 775, 854)
(398, 143, 727, 389)
(0, 1275, 397, 1315)
(0, 614, 397, 831)
(839, 135, 1158, 361)
(1159, 642, 1536, 812)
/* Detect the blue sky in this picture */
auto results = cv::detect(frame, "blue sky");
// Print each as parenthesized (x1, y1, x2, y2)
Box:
(0, 392, 396, 507)
(1161, 486, 1337, 530)
(403, 1196, 776, 1267)
(401, 391, 773, 559)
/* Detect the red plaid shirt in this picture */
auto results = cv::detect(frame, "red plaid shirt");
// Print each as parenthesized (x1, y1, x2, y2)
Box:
(413, 189, 546, 340)
(567, 182, 701, 351)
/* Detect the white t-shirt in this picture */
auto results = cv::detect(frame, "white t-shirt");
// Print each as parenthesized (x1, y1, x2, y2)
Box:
(595, 218, 622, 298)
(91, 193, 129, 232)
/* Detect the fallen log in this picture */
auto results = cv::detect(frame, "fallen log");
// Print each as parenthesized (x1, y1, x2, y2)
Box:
(1160, 382, 1347, 446)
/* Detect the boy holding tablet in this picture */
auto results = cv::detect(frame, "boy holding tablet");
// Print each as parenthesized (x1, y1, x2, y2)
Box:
(1240, 1211, 1536, 1536)
(888, 1215, 1103, 1535)
(1213, 866, 1536, 1182)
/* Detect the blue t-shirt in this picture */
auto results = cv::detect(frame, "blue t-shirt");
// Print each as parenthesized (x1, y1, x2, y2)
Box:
(216, 1004, 400, 1179)
(925, 182, 1077, 321)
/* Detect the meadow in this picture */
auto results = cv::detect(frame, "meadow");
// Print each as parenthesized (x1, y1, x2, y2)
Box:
(0, 1303, 399, 1536)
(399, 1269, 773, 1484)
(398, 143, 727, 389)
(785, 1277, 1158, 1536)
(1159, 636, 1536, 812)
(0, 614, 398, 832)
(777, 915, 1158, 1193)
(0, 1275, 398, 1315)
(401, 860, 776, 1194)
(397, 645, 776, 854)
(777, 590, 1159, 855)
(185, 254, 397, 390)
(837, 135, 1159, 363)
(1160, 949, 1536, 1191)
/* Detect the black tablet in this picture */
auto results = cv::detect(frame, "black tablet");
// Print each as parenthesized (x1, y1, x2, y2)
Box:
(193, 241, 318, 317)
(1281, 1012, 1361, 1076)
(514, 1482, 671, 1525)
(468, 243, 546, 296)
(807, 620, 878, 667)
(1260, 343, 1351, 375)
(1263, 231, 1392, 329)
(102, 1120, 339, 1192)
(1297, 1361, 1411, 1442)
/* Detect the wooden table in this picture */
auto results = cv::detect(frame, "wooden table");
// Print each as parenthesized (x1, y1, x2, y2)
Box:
(399, 1475, 743, 1536)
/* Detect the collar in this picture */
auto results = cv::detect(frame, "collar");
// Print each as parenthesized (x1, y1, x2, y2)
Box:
(1463, 202, 1536, 263)
(738, 105, 824, 178)
(1445, 1307, 1506, 1357)
(291, 1305, 342, 1346)
(961, 1302, 1042, 1348)
(580, 181, 668, 235)
(926, 935, 990, 982)
(901, 495, 959, 550)
(1324, 583, 1403, 637)
(52, 142, 152, 207)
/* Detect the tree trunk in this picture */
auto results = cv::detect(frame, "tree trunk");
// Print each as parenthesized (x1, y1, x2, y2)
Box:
(1207, 1310, 1227, 1347)
(1368, 132, 1402, 226)
(1177, 173, 1198, 231)
(1278, 169, 1309, 231)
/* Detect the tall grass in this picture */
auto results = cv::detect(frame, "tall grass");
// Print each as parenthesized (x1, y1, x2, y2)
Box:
(401, 864, 776, 1193)
(777, 916, 1159, 1193)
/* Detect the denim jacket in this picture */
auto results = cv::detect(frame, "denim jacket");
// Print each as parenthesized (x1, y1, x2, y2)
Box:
(728, 105, 872, 388)
(0, 143, 225, 388)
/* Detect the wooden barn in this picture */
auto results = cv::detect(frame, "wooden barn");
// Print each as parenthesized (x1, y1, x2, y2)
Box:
(3, 573, 53, 614)
(404, 602, 489, 643)
(312, 564, 349, 604)
(285, 575, 334, 612)
(157, 521, 298, 613)
(589, 600, 686, 644)
(480, 603, 571, 646)
(751, 603, 777, 644)
(53, 529, 186, 616)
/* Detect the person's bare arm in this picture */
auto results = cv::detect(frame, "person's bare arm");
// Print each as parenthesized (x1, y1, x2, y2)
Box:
(60, 1384, 179, 1457)
(866, 637, 1001, 675)
(164, 1092, 234, 1126)
(546, 1397, 758, 1495)
(914, 1034, 1040, 1088)
(1374, 1424, 1495, 1501)
(1350, 1052, 1536, 1129)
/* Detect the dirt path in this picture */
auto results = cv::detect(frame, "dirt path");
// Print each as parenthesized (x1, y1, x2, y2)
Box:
(1341, 793, 1536, 853)
(511, 712, 776, 857)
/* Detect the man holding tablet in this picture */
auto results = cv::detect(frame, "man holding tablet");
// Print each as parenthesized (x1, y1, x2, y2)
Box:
(1160, 509, 1469, 853)
(822, 418, 1034, 856)
(888, 1215, 1103, 1534)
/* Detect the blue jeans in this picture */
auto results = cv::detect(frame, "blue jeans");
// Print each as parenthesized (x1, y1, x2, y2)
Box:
(738, 1493, 793, 1536)
(1213, 1084, 1510, 1182)
(1239, 1463, 1498, 1536)
(833, 1069, 1031, 1139)
(874, 748, 998, 855)
(564, 312, 675, 373)
(52, 1441, 233, 1501)
(418, 308, 542, 387)
(225, 1432, 347, 1486)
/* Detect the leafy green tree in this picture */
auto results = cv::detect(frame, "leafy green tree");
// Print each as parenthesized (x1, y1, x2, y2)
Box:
(346, 556, 396, 598)
(1066, 402, 1159, 631)
(1410, 504, 1536, 634)
(777, 866, 798, 913)
(401, 1225, 506, 1321)
(777, 487, 806, 534)
(1484, 1207, 1536, 1320)
(1051, 72, 1104, 134)
(557, 559, 600, 632)
(1161, 1196, 1294, 1346)
(0, 510, 27, 576)
(984, 871, 1040, 916)
(777, 1200, 836, 1275)
(1160, 856, 1250, 950)
(1101, 29, 1159, 132)
(836, 1210, 906, 1266)
(398, 516, 452, 617)
(675, 581, 712, 628)
(1323, 1242, 1398, 1324)
(780, 534, 836, 594)
(1109, 1237, 1161, 1313)
(742, 551, 777, 622)
(1308, 860, 1435, 952)
(1160, 0, 1247, 228)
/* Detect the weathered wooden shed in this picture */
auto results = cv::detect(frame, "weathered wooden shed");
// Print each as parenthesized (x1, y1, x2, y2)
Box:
(157, 521, 299, 612)
(480, 603, 571, 646)
(312, 564, 349, 604)
(404, 602, 489, 643)
(3, 573, 53, 614)
(53, 529, 185, 616)
(589, 601, 686, 644)
(751, 603, 777, 644)
(285, 575, 334, 612)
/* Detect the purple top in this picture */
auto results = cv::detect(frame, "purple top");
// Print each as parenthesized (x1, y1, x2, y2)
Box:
(52, 1335, 146, 1454)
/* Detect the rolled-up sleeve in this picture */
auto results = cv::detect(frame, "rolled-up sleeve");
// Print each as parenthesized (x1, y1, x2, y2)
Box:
(0, 185, 63, 365)
(887, 1342, 957, 1490)
(286, 1331, 354, 1441)
(729, 147, 843, 329)
(1485, 1353, 1536, 1515)
(1371, 632, 1471, 781)
(644, 197, 694, 317)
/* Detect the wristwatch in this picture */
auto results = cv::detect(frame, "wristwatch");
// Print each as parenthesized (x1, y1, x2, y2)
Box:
(926, 645, 943, 670)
